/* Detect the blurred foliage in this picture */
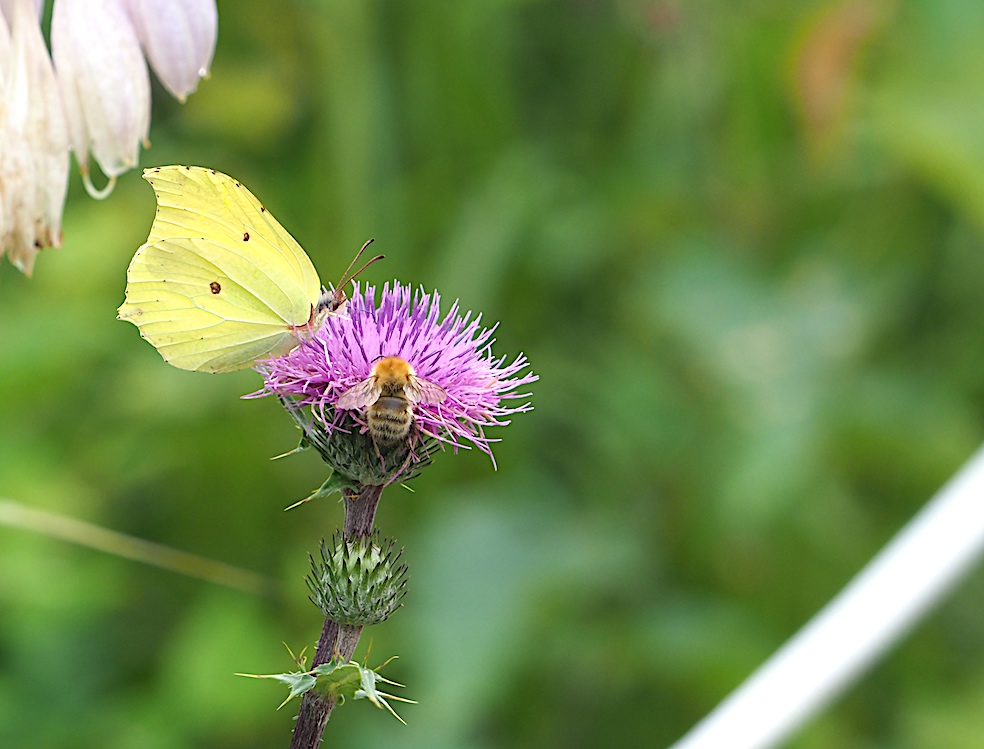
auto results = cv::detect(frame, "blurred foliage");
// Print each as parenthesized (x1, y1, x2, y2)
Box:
(2, 0, 984, 747)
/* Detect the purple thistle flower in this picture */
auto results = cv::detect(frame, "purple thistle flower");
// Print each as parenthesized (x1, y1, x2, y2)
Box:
(257, 281, 536, 468)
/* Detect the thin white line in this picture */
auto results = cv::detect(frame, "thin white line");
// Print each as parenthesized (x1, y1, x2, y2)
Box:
(670, 443, 984, 749)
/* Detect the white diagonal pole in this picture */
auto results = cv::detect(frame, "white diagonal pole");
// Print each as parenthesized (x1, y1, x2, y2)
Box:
(670, 443, 984, 749)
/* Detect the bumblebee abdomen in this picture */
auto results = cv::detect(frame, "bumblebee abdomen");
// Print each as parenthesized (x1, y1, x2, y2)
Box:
(367, 396, 413, 445)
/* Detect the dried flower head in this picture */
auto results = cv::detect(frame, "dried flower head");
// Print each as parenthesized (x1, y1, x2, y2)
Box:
(257, 281, 536, 470)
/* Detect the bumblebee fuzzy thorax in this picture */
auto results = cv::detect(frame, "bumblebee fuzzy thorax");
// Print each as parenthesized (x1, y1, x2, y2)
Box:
(373, 356, 414, 391)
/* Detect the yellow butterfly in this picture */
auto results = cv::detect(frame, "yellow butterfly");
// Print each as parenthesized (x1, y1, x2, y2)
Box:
(118, 166, 377, 373)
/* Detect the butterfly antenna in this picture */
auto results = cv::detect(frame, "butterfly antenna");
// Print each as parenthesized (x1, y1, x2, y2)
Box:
(337, 238, 385, 289)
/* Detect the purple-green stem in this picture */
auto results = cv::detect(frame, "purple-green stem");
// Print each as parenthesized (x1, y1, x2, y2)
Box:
(288, 483, 383, 749)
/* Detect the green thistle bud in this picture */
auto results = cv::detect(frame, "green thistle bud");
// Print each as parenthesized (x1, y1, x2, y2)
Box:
(279, 397, 439, 486)
(307, 533, 408, 627)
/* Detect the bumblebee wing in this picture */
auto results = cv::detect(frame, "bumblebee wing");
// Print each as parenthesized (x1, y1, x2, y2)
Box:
(337, 378, 382, 410)
(406, 375, 448, 405)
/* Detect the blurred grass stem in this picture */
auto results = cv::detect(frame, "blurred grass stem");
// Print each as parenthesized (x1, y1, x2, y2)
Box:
(669, 443, 984, 749)
(0, 498, 278, 598)
(289, 483, 382, 749)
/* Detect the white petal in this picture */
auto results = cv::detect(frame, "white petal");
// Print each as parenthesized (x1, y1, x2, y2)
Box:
(0, 0, 70, 275)
(123, 0, 217, 102)
(0, 4, 11, 76)
(0, 0, 43, 25)
(51, 0, 150, 178)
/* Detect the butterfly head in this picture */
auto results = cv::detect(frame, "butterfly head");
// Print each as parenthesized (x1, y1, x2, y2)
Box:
(301, 286, 348, 337)
(316, 285, 347, 315)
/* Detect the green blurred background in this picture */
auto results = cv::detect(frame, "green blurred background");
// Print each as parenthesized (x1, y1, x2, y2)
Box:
(3, 0, 984, 746)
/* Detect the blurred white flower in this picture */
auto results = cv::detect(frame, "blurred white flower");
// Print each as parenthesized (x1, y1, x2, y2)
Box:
(0, 0, 70, 275)
(0, 0, 42, 21)
(0, 0, 217, 274)
(52, 0, 218, 188)
(125, 0, 217, 102)
(52, 0, 151, 185)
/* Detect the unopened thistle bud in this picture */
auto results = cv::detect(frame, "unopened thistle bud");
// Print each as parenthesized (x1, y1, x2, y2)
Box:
(306, 533, 408, 627)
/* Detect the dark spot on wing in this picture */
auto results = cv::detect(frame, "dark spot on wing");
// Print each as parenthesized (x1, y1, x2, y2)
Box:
(243, 231, 250, 241)
(210, 281, 221, 294)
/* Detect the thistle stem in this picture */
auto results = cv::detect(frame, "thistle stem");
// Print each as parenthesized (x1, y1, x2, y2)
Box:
(342, 484, 383, 538)
(288, 483, 384, 749)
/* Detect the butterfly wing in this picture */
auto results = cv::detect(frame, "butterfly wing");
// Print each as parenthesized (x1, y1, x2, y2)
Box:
(143, 165, 322, 302)
(119, 237, 311, 373)
(118, 166, 323, 373)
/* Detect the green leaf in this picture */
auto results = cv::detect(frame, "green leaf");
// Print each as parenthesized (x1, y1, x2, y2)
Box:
(235, 670, 317, 710)
(284, 472, 354, 511)
(269, 435, 311, 460)
(311, 659, 365, 699)
(314, 658, 414, 724)
(353, 661, 415, 725)
(240, 656, 414, 722)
